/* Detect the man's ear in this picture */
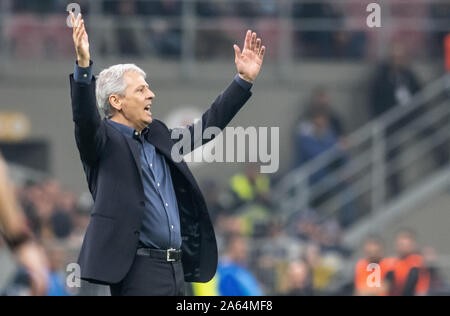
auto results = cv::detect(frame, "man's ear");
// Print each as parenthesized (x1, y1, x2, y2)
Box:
(109, 94, 122, 112)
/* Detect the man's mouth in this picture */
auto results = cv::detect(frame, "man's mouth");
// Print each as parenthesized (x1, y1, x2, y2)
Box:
(144, 105, 151, 116)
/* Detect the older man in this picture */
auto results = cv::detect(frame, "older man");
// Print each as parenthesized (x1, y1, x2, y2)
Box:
(69, 12, 265, 296)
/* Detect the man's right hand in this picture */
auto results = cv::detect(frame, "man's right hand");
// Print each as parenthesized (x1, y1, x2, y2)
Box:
(70, 11, 90, 68)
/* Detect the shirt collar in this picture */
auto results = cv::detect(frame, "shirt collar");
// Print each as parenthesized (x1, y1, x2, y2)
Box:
(107, 119, 135, 138)
(107, 119, 150, 140)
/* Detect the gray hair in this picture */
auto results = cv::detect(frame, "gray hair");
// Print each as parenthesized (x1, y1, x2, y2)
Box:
(96, 64, 146, 118)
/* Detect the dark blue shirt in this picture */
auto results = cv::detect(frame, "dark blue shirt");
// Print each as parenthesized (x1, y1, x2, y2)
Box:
(108, 120, 182, 249)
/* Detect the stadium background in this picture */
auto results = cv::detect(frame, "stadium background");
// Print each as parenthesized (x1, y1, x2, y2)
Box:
(0, 0, 449, 295)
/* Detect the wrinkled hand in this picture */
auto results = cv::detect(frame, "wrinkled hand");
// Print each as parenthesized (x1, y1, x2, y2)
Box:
(233, 30, 266, 83)
(70, 11, 90, 67)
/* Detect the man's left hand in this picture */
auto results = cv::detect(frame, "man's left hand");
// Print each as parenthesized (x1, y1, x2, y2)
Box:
(233, 30, 266, 83)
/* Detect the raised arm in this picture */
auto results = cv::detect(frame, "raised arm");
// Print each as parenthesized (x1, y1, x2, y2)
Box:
(171, 30, 266, 155)
(69, 12, 106, 166)
(71, 11, 90, 68)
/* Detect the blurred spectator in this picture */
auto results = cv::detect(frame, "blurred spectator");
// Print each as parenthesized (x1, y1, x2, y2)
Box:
(369, 44, 448, 197)
(19, 180, 76, 241)
(228, 163, 271, 209)
(369, 44, 422, 197)
(293, 105, 353, 225)
(0, 154, 49, 296)
(253, 219, 302, 293)
(217, 234, 262, 296)
(428, 3, 450, 58)
(282, 260, 314, 296)
(422, 246, 448, 295)
(286, 209, 346, 253)
(303, 243, 338, 294)
(292, 1, 342, 58)
(354, 236, 395, 296)
(43, 241, 70, 296)
(293, 106, 339, 172)
(386, 229, 430, 296)
(369, 44, 421, 119)
(304, 87, 346, 140)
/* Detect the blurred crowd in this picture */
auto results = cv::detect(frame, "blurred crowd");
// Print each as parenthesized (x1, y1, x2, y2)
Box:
(354, 230, 449, 296)
(0, 162, 92, 296)
(292, 41, 449, 226)
(3, 0, 450, 59)
(1, 0, 450, 297)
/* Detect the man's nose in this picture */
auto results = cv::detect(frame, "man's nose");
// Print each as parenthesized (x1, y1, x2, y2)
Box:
(147, 90, 155, 99)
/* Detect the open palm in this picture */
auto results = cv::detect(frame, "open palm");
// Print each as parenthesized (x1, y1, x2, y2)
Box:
(233, 30, 266, 83)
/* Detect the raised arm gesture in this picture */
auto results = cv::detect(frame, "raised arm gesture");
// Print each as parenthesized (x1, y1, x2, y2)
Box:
(233, 30, 266, 83)
(70, 11, 90, 67)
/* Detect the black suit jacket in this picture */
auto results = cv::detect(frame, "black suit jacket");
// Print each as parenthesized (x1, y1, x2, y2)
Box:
(69, 74, 252, 284)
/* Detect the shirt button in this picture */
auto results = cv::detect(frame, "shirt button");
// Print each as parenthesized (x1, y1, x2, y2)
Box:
(83, 73, 88, 78)
(134, 131, 139, 136)
(157, 183, 160, 187)
(165, 203, 168, 207)
(150, 163, 153, 167)
(171, 225, 174, 229)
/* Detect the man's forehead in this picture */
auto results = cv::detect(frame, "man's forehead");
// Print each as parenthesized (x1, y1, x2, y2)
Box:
(124, 71, 148, 86)
(124, 71, 146, 83)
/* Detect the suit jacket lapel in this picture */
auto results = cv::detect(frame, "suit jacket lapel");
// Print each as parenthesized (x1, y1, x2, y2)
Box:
(145, 122, 196, 187)
(124, 136, 144, 182)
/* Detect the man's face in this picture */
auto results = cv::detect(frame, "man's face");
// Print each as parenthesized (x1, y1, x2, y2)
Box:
(396, 233, 416, 257)
(230, 237, 248, 263)
(364, 241, 383, 262)
(116, 71, 155, 131)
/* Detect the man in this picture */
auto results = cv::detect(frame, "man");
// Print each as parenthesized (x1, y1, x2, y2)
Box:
(354, 236, 395, 296)
(369, 44, 422, 198)
(386, 229, 430, 296)
(217, 234, 262, 296)
(69, 12, 265, 296)
(0, 154, 49, 296)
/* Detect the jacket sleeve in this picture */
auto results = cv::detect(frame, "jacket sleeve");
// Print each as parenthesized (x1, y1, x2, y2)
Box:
(170, 79, 252, 156)
(69, 74, 107, 166)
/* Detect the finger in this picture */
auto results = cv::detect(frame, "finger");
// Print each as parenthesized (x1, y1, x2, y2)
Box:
(233, 44, 241, 60)
(74, 20, 84, 44)
(244, 30, 252, 51)
(251, 32, 257, 51)
(74, 20, 82, 41)
(73, 14, 82, 38)
(77, 20, 86, 43)
(75, 13, 82, 28)
(259, 46, 266, 60)
(255, 38, 261, 53)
